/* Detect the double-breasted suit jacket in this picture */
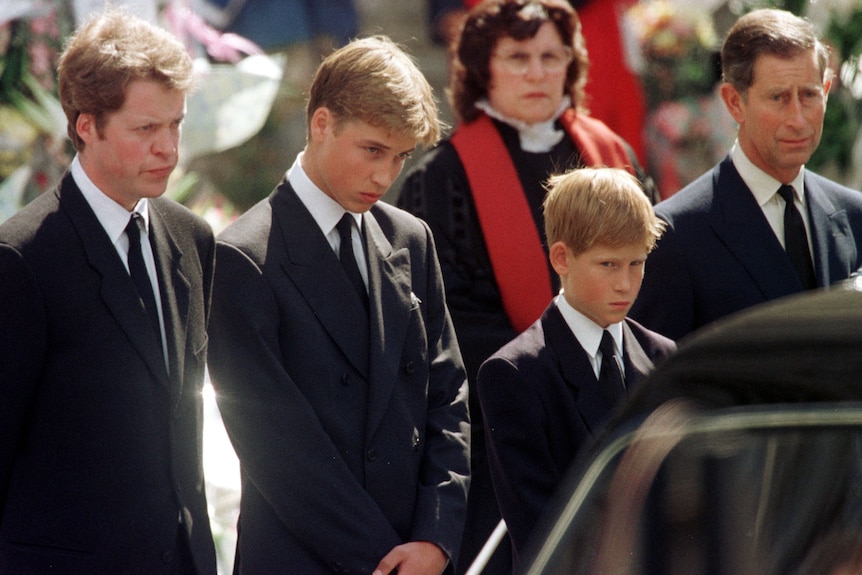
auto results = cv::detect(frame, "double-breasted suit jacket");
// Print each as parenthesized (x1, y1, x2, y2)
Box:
(477, 303, 676, 565)
(630, 156, 862, 341)
(207, 180, 470, 574)
(0, 173, 217, 573)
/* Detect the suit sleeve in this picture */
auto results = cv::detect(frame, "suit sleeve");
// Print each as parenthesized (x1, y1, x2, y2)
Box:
(409, 222, 471, 562)
(629, 219, 695, 341)
(0, 245, 47, 503)
(207, 241, 402, 573)
(477, 356, 560, 560)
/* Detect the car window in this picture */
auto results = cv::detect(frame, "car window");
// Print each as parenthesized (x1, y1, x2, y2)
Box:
(524, 400, 862, 575)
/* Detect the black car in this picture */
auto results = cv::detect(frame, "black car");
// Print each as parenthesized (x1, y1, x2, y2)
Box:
(477, 279, 862, 575)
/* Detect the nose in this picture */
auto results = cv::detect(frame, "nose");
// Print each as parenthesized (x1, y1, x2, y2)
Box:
(523, 56, 546, 80)
(153, 127, 178, 158)
(615, 269, 635, 293)
(785, 93, 807, 129)
(371, 164, 397, 191)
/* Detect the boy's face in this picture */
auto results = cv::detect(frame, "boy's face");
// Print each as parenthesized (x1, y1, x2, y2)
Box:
(303, 108, 416, 213)
(551, 241, 648, 328)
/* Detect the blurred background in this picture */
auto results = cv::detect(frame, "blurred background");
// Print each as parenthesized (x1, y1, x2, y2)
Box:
(4, 0, 862, 225)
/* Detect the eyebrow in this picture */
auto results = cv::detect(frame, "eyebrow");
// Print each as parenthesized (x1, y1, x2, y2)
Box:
(359, 137, 415, 156)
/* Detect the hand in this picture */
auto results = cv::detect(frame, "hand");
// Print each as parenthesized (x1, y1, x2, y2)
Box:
(372, 541, 448, 575)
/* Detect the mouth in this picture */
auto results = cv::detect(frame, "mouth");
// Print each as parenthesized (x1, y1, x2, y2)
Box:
(147, 166, 175, 178)
(780, 135, 813, 147)
(359, 192, 383, 204)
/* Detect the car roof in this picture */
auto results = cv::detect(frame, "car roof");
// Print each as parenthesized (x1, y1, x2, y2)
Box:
(616, 282, 862, 422)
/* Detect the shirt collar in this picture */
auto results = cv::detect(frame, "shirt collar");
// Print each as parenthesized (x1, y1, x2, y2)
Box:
(71, 154, 149, 244)
(554, 292, 624, 359)
(731, 140, 806, 206)
(474, 96, 572, 153)
(288, 152, 360, 236)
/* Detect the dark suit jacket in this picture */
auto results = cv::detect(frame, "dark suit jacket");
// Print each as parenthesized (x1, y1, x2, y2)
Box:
(630, 156, 862, 341)
(207, 180, 470, 574)
(477, 303, 676, 567)
(0, 173, 217, 574)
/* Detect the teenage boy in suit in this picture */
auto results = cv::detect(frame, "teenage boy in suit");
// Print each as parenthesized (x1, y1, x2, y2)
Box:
(478, 167, 676, 569)
(207, 36, 470, 575)
(630, 8, 862, 341)
(0, 10, 217, 574)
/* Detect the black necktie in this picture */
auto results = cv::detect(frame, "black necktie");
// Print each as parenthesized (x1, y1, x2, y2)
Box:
(336, 213, 368, 309)
(126, 213, 163, 346)
(598, 330, 626, 409)
(777, 185, 816, 289)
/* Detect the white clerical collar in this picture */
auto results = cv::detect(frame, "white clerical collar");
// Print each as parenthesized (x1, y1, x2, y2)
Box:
(475, 96, 572, 153)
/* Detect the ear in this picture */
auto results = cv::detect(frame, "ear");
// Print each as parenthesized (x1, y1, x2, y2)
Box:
(720, 82, 745, 125)
(76, 113, 97, 145)
(308, 106, 334, 143)
(549, 241, 570, 276)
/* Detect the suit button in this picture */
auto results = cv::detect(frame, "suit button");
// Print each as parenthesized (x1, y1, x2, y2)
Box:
(367, 448, 378, 461)
(404, 361, 416, 375)
(162, 549, 175, 564)
(341, 373, 351, 386)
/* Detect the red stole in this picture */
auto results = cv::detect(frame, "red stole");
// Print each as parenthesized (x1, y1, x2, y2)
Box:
(450, 110, 633, 332)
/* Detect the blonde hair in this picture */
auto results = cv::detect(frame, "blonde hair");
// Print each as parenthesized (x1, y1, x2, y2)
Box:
(306, 36, 441, 147)
(543, 167, 665, 255)
(58, 8, 192, 151)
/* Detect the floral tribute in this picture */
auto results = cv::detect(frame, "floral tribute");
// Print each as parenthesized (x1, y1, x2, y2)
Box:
(624, 0, 719, 108)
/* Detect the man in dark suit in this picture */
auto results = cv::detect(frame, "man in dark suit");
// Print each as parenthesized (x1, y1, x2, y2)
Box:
(478, 168, 676, 570)
(207, 36, 470, 575)
(0, 10, 216, 574)
(630, 8, 862, 341)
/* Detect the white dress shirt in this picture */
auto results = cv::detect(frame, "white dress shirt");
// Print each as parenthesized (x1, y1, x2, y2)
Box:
(287, 153, 369, 288)
(554, 292, 624, 379)
(731, 141, 812, 252)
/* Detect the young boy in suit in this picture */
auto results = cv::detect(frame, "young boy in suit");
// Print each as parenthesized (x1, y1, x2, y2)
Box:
(477, 167, 676, 569)
(207, 36, 470, 575)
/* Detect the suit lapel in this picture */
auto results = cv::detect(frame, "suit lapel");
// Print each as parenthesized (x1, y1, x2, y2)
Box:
(364, 210, 413, 437)
(273, 184, 370, 376)
(149, 201, 190, 395)
(621, 320, 654, 392)
(60, 177, 169, 384)
(710, 158, 805, 298)
(804, 175, 855, 287)
(542, 305, 608, 433)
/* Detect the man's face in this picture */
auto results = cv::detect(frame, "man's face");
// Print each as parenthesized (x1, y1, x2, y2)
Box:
(77, 79, 186, 210)
(721, 50, 829, 183)
(553, 241, 648, 328)
(303, 108, 416, 213)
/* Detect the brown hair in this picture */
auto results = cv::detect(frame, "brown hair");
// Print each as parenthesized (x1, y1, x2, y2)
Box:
(306, 36, 441, 148)
(721, 8, 831, 94)
(58, 9, 192, 151)
(544, 167, 665, 256)
(450, 0, 589, 124)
